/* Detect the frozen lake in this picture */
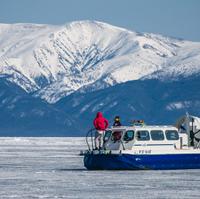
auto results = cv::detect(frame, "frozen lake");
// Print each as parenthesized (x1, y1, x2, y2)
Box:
(0, 137, 200, 199)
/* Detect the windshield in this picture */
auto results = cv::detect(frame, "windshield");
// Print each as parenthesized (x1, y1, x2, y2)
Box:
(103, 130, 112, 142)
(123, 130, 134, 142)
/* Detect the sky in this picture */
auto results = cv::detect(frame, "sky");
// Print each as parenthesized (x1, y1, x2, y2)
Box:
(0, 0, 200, 41)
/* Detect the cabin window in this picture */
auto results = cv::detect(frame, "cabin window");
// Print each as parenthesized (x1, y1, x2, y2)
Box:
(123, 130, 134, 142)
(111, 131, 123, 142)
(150, 130, 164, 140)
(104, 130, 112, 142)
(136, 130, 150, 141)
(165, 130, 179, 140)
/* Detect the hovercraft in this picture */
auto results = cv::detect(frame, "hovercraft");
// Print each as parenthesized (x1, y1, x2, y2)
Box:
(81, 114, 200, 170)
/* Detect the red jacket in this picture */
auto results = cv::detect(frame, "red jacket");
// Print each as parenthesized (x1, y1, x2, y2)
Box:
(93, 112, 109, 130)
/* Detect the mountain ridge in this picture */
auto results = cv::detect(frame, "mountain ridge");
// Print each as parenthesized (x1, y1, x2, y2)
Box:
(1, 20, 200, 103)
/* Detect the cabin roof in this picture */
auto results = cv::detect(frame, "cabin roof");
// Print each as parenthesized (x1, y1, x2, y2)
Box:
(108, 125, 177, 131)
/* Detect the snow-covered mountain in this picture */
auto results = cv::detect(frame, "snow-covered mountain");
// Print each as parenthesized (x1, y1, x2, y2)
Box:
(0, 20, 200, 135)
(1, 21, 200, 103)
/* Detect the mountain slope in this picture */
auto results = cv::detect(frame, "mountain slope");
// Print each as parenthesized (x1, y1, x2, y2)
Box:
(56, 76, 200, 131)
(0, 77, 78, 136)
(1, 21, 200, 103)
(0, 75, 199, 135)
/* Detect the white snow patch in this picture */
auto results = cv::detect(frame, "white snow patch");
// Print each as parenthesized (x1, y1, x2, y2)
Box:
(166, 101, 191, 110)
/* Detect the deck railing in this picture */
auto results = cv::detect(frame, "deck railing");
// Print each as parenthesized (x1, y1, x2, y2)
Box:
(86, 128, 96, 151)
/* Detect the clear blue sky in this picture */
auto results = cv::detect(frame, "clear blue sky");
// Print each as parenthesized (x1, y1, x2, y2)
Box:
(0, 0, 200, 41)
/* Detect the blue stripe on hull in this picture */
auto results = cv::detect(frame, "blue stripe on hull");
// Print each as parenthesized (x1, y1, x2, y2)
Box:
(84, 153, 200, 170)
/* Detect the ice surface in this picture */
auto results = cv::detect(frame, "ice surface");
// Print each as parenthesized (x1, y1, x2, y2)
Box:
(0, 137, 200, 198)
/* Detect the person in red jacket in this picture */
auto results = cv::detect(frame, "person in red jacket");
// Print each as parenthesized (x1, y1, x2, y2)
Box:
(93, 112, 109, 149)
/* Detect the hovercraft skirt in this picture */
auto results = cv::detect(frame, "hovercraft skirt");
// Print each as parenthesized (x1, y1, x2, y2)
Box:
(84, 153, 200, 170)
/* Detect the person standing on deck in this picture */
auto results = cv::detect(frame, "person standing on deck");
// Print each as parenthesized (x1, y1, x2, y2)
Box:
(93, 112, 109, 149)
(113, 116, 122, 127)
